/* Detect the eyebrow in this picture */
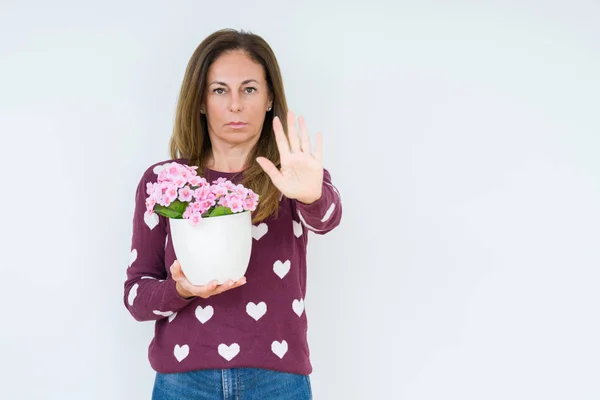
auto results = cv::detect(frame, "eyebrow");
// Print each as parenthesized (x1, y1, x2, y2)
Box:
(208, 79, 260, 87)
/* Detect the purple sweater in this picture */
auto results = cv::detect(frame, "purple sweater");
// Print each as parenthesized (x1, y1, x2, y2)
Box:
(123, 158, 342, 375)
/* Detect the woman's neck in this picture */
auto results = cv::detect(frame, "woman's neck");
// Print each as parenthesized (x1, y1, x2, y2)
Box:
(206, 135, 259, 173)
(206, 147, 250, 173)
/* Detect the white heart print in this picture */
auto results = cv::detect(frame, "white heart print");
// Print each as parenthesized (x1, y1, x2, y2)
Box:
(129, 249, 137, 267)
(144, 212, 159, 230)
(271, 340, 288, 359)
(246, 301, 267, 321)
(293, 221, 303, 238)
(273, 260, 291, 279)
(153, 310, 173, 317)
(252, 223, 268, 240)
(292, 299, 305, 317)
(127, 283, 139, 306)
(174, 344, 189, 362)
(195, 305, 214, 324)
(218, 343, 240, 361)
(168, 312, 177, 323)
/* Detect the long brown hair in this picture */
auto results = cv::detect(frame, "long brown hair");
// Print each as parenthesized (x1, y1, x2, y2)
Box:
(169, 29, 289, 224)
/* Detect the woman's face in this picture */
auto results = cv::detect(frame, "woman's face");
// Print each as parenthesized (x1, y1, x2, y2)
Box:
(203, 49, 272, 147)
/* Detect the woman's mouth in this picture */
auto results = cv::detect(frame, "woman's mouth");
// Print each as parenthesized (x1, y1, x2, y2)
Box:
(227, 121, 248, 128)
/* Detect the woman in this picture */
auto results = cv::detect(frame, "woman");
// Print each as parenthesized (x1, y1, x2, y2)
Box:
(123, 28, 342, 399)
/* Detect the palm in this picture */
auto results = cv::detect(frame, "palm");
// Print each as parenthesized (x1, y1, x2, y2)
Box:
(256, 111, 324, 204)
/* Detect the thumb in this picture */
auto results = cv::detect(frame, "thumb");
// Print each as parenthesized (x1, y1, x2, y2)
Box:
(170, 260, 184, 280)
(256, 157, 282, 187)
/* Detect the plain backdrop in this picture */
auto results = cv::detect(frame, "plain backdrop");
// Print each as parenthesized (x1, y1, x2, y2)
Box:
(1, 0, 599, 399)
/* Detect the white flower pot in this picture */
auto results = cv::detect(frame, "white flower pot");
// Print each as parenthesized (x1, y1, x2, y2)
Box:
(169, 211, 253, 286)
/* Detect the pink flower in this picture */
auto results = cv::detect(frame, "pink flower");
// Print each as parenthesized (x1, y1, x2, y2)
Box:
(145, 197, 157, 213)
(166, 163, 181, 176)
(173, 176, 188, 188)
(234, 184, 248, 197)
(201, 198, 216, 210)
(179, 169, 191, 181)
(148, 182, 159, 196)
(159, 183, 179, 206)
(185, 165, 199, 174)
(218, 196, 228, 207)
(184, 202, 208, 219)
(224, 181, 236, 191)
(157, 162, 187, 184)
(157, 169, 172, 183)
(244, 193, 258, 211)
(178, 186, 194, 202)
(225, 193, 244, 213)
(188, 176, 207, 187)
(212, 177, 236, 191)
(191, 201, 202, 212)
(146, 182, 155, 196)
(194, 185, 213, 201)
(150, 182, 169, 200)
(191, 200, 211, 215)
(211, 183, 228, 198)
(189, 212, 202, 225)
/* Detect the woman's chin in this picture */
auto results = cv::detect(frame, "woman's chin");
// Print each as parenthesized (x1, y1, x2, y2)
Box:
(217, 132, 260, 146)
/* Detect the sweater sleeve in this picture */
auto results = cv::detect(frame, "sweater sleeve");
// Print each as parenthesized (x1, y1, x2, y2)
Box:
(123, 168, 195, 322)
(294, 168, 342, 234)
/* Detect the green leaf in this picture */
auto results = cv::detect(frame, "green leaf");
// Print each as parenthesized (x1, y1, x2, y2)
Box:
(207, 206, 233, 217)
(154, 204, 183, 219)
(153, 200, 189, 219)
(169, 200, 188, 214)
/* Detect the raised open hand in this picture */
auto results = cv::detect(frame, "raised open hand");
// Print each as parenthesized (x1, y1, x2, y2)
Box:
(256, 111, 324, 204)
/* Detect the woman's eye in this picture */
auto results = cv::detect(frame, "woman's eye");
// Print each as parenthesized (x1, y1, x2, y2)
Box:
(213, 87, 255, 95)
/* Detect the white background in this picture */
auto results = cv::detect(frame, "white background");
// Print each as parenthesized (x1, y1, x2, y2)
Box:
(1, 1, 599, 399)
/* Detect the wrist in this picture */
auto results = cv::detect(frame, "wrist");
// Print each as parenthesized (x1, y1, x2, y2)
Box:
(297, 194, 321, 205)
(175, 281, 195, 299)
(296, 188, 322, 204)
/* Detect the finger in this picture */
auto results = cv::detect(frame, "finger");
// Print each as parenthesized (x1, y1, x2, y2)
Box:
(170, 261, 195, 289)
(256, 157, 284, 188)
(170, 260, 184, 281)
(286, 110, 301, 153)
(272, 116, 290, 163)
(313, 131, 323, 164)
(170, 263, 216, 297)
(209, 280, 234, 296)
(298, 115, 311, 154)
(170, 261, 194, 295)
(194, 280, 219, 298)
(212, 276, 246, 295)
(236, 276, 247, 285)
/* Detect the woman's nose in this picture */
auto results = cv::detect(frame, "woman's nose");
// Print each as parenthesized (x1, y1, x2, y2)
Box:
(229, 93, 243, 112)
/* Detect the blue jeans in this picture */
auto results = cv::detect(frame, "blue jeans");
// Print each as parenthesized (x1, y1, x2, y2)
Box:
(152, 367, 312, 400)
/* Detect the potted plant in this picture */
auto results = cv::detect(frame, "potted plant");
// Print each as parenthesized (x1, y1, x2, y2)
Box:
(144, 162, 259, 286)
